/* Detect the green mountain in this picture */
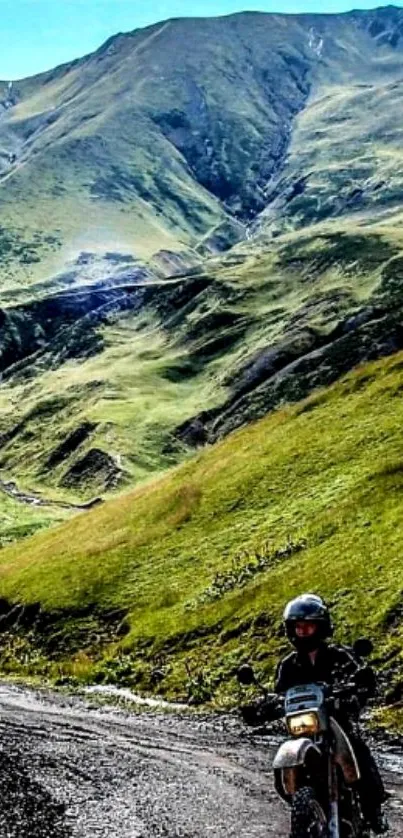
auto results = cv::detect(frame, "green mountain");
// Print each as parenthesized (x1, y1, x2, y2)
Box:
(2, 6, 403, 288)
(1, 6, 403, 505)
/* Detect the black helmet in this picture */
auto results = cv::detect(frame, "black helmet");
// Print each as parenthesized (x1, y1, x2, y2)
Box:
(283, 594, 333, 650)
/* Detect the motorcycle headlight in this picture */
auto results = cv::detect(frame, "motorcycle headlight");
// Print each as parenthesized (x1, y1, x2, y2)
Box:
(287, 711, 320, 737)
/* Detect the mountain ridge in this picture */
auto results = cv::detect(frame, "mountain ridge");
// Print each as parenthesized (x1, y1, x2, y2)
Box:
(1, 4, 403, 281)
(1, 6, 403, 502)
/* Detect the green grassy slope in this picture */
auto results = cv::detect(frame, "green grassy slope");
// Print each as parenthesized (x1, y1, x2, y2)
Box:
(253, 9, 403, 236)
(258, 78, 403, 237)
(1, 222, 402, 502)
(2, 12, 403, 720)
(1, 350, 403, 710)
(0, 11, 313, 291)
(0, 494, 68, 547)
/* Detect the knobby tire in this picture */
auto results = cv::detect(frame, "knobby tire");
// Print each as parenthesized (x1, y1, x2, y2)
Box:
(290, 786, 327, 838)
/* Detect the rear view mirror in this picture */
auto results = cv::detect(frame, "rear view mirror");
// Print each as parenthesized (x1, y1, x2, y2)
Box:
(353, 638, 373, 659)
(236, 663, 256, 686)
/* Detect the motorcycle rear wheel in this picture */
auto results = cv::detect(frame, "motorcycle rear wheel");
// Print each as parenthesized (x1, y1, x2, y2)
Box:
(290, 787, 327, 838)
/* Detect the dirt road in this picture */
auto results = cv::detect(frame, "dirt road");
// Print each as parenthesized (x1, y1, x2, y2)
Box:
(0, 684, 401, 837)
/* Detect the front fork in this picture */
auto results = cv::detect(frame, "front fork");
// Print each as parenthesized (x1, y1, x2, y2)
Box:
(328, 757, 340, 838)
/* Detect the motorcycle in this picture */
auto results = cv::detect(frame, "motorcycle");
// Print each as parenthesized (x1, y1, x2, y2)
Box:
(237, 639, 375, 838)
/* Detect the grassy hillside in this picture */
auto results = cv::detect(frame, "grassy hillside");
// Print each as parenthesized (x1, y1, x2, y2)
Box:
(255, 8, 403, 237)
(0, 494, 67, 547)
(0, 10, 314, 292)
(258, 77, 403, 237)
(1, 222, 403, 501)
(0, 350, 403, 714)
(1, 10, 403, 727)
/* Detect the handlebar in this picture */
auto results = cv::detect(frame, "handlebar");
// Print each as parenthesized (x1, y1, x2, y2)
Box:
(241, 681, 368, 726)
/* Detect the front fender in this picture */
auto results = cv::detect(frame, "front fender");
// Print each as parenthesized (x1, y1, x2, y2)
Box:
(273, 738, 323, 800)
(273, 737, 322, 769)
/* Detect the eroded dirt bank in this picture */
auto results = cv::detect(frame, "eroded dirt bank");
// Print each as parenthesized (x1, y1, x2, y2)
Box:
(0, 684, 401, 837)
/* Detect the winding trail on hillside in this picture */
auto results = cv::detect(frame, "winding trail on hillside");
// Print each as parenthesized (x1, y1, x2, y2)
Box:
(0, 477, 102, 510)
(0, 684, 401, 837)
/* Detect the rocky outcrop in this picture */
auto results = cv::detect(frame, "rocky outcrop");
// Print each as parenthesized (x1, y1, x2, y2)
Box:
(173, 291, 403, 447)
(44, 423, 97, 470)
(61, 448, 122, 492)
(0, 284, 149, 381)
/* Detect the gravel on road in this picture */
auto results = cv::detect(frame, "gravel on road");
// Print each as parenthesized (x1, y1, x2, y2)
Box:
(0, 684, 401, 838)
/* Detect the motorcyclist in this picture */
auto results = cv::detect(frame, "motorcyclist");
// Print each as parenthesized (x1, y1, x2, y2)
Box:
(274, 594, 388, 835)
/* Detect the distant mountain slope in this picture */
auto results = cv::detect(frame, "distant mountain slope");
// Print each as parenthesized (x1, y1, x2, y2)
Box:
(257, 73, 403, 236)
(1, 7, 403, 502)
(0, 6, 402, 291)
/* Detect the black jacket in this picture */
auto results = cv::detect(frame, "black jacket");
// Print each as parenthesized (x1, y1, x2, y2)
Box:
(274, 641, 375, 700)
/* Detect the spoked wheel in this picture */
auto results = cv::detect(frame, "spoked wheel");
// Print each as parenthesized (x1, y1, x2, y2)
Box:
(290, 787, 328, 838)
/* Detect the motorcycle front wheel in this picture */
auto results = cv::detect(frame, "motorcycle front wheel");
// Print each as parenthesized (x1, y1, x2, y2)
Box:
(290, 787, 327, 838)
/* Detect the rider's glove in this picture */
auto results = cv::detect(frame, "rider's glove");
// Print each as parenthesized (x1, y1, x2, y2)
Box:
(240, 695, 280, 726)
(341, 694, 361, 716)
(354, 666, 377, 702)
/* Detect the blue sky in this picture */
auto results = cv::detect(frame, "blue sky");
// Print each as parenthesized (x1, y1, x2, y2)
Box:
(1, 0, 402, 79)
